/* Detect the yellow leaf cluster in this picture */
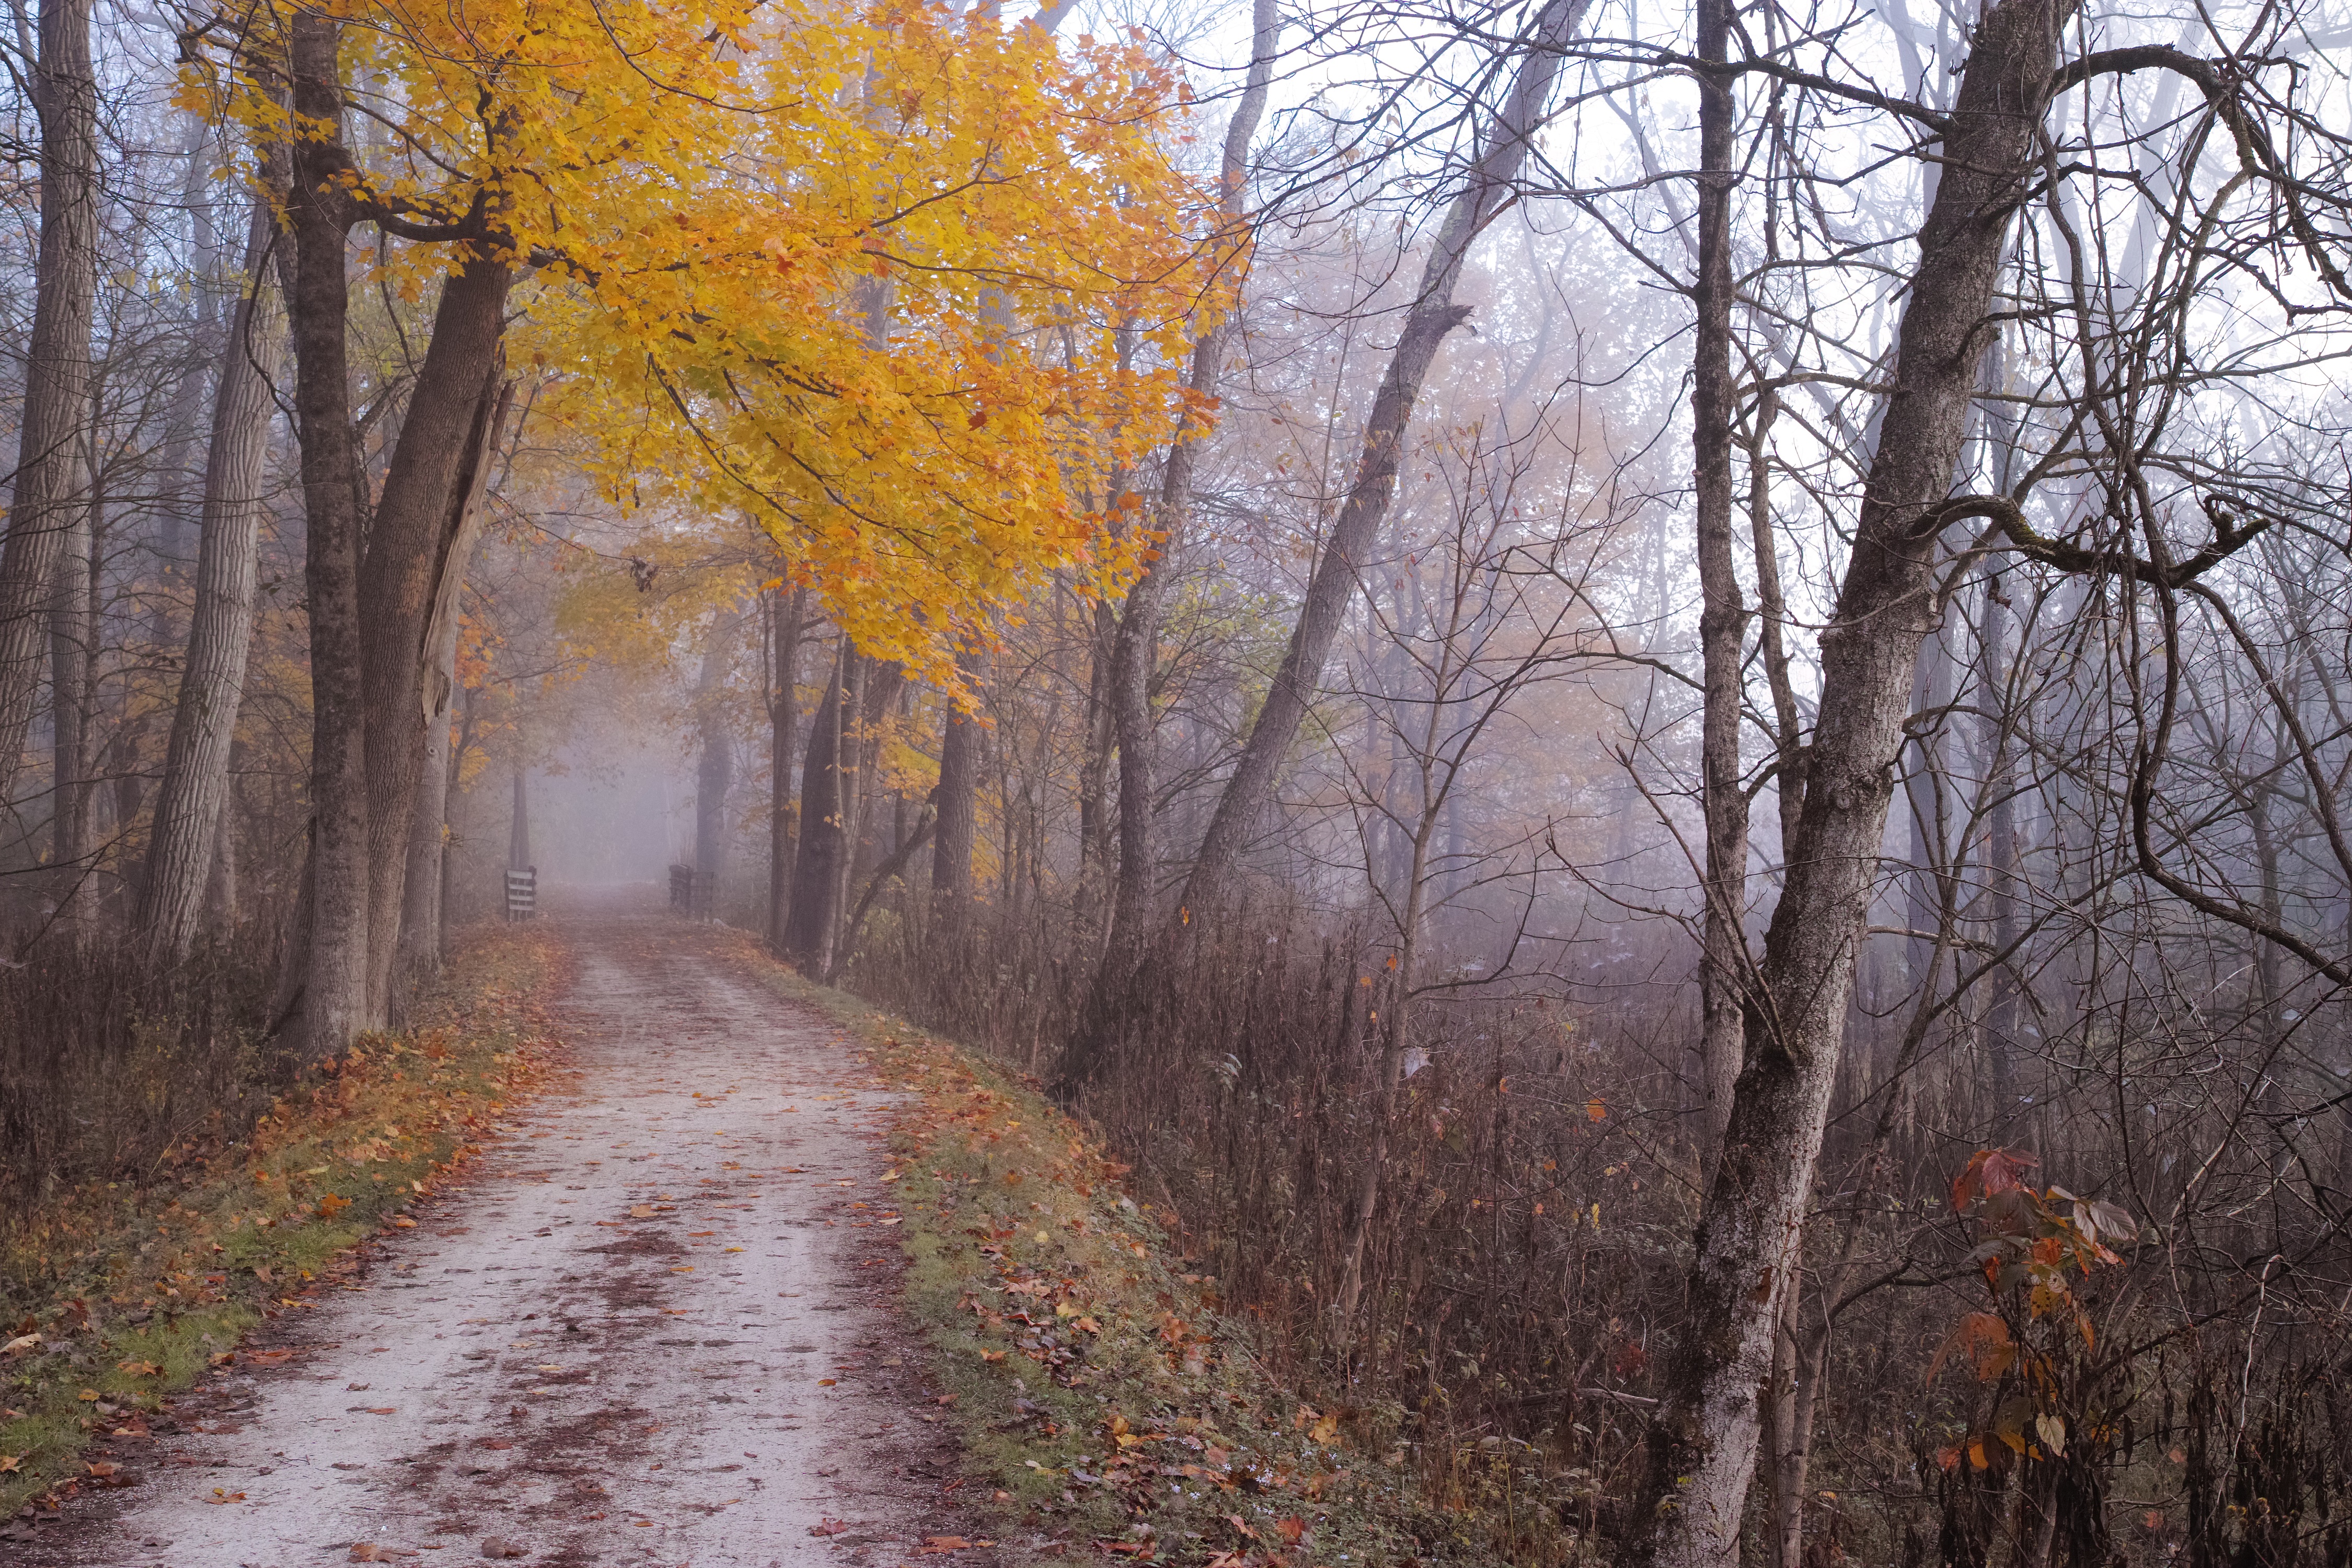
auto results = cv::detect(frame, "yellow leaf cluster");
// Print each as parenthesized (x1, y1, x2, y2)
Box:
(191, 0, 1233, 685)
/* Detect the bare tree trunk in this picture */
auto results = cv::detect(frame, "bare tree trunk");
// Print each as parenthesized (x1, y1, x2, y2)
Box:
(693, 610, 743, 918)
(784, 642, 849, 966)
(359, 257, 515, 1022)
(1627, 1, 2073, 1559)
(140, 205, 283, 966)
(0, 0, 97, 811)
(391, 380, 512, 1016)
(931, 659, 981, 932)
(48, 454, 92, 929)
(1690, 0, 1746, 1176)
(508, 763, 531, 872)
(767, 584, 806, 953)
(1096, 0, 1278, 971)
(1176, 0, 1588, 923)
(279, 10, 371, 1061)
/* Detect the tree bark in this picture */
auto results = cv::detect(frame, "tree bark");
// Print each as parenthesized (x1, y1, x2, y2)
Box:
(784, 642, 850, 966)
(508, 763, 531, 871)
(140, 204, 284, 967)
(1175, 0, 1589, 922)
(767, 584, 806, 953)
(1691, 0, 1747, 1175)
(930, 659, 981, 932)
(0, 0, 97, 812)
(391, 377, 513, 1015)
(359, 257, 515, 1022)
(279, 10, 371, 1062)
(1627, 0, 2073, 1559)
(692, 610, 743, 918)
(47, 448, 93, 929)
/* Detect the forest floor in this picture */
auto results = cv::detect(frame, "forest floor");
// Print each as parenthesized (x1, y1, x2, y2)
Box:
(20, 898, 994, 1568)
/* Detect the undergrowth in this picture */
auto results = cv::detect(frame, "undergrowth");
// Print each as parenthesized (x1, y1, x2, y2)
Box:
(732, 930, 1495, 1568)
(0, 923, 569, 1525)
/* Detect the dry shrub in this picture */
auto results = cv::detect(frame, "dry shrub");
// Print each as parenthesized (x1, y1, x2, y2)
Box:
(0, 931, 276, 1208)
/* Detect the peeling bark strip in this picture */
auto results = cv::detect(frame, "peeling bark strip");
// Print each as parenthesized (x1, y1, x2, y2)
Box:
(140, 206, 284, 967)
(0, 0, 98, 808)
(1628, 0, 2080, 1560)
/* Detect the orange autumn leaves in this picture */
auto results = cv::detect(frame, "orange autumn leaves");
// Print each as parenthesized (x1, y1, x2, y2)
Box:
(188, 1, 1232, 687)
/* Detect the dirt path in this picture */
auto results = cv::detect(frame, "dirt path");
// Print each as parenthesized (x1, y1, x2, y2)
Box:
(30, 912, 973, 1568)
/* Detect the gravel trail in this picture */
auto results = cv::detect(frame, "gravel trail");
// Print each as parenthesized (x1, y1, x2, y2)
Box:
(27, 912, 970, 1568)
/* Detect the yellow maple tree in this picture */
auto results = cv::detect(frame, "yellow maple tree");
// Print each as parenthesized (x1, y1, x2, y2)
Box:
(187, 0, 1229, 683)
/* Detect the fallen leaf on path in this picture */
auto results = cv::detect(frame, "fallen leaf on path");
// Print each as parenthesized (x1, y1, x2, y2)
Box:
(205, 1489, 246, 1504)
(85, 1460, 120, 1479)
(349, 1543, 416, 1561)
(391, 1217, 417, 1228)
(480, 1537, 529, 1559)
(809, 1518, 851, 1537)
(629, 1205, 655, 1218)
(920, 1536, 972, 1552)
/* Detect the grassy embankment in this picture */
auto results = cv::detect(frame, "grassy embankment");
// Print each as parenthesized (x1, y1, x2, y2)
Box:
(0, 924, 569, 1523)
(736, 932, 1493, 1568)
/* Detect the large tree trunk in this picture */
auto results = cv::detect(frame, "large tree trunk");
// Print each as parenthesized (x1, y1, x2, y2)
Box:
(1175, 0, 1589, 923)
(767, 584, 806, 953)
(1690, 0, 1747, 1175)
(391, 378, 513, 1016)
(0, 0, 97, 812)
(278, 10, 371, 1062)
(1625, 1, 2073, 1560)
(359, 258, 515, 1022)
(139, 205, 283, 967)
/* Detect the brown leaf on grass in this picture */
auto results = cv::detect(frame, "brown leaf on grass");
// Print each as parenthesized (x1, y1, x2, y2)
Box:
(1275, 1517, 1305, 1545)
(115, 1358, 162, 1376)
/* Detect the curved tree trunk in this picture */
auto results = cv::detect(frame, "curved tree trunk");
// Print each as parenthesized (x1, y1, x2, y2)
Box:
(0, 0, 97, 816)
(1627, 1, 2074, 1559)
(1175, 0, 1590, 923)
(140, 205, 283, 967)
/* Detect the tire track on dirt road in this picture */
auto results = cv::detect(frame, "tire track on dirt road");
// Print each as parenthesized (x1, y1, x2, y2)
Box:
(28, 911, 980, 1568)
